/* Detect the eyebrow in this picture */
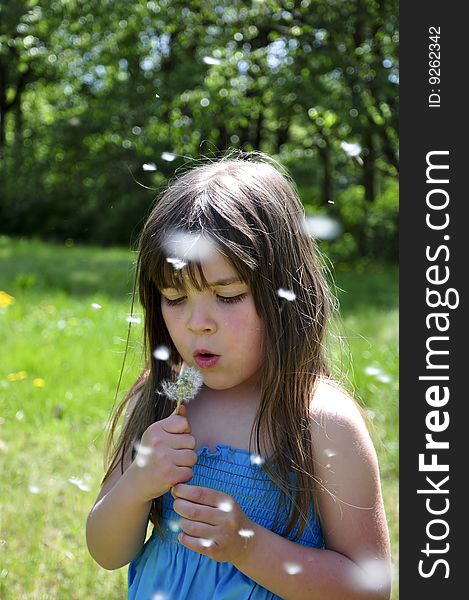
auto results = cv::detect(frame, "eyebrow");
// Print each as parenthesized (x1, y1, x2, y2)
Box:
(161, 277, 244, 292)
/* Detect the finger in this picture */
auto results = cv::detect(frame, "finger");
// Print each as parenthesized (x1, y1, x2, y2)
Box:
(162, 413, 191, 434)
(178, 531, 218, 554)
(173, 498, 220, 525)
(179, 517, 216, 539)
(169, 433, 196, 450)
(172, 484, 229, 509)
(171, 448, 198, 468)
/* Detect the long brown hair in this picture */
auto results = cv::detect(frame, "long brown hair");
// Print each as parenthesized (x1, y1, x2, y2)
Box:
(104, 151, 334, 540)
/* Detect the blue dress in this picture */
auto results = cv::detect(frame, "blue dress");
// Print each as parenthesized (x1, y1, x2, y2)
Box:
(128, 444, 324, 599)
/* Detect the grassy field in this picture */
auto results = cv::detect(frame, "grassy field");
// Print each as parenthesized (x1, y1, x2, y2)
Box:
(0, 236, 398, 599)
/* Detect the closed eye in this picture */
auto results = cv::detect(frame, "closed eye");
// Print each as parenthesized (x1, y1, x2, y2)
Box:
(162, 294, 247, 306)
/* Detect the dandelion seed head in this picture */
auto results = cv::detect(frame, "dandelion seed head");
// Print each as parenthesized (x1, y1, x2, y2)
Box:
(277, 288, 296, 302)
(15, 411, 24, 421)
(238, 529, 255, 539)
(366, 409, 376, 420)
(161, 366, 203, 405)
(153, 345, 170, 361)
(91, 303, 102, 310)
(218, 501, 234, 513)
(126, 315, 141, 324)
(284, 562, 303, 575)
(324, 448, 336, 458)
(303, 215, 342, 241)
(250, 454, 265, 466)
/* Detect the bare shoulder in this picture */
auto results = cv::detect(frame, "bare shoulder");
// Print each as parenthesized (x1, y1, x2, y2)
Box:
(310, 379, 372, 451)
(309, 378, 391, 595)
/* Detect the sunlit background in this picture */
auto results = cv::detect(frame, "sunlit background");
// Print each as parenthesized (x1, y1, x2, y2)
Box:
(0, 1, 398, 598)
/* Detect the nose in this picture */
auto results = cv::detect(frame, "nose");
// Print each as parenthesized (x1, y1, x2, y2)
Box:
(186, 301, 217, 335)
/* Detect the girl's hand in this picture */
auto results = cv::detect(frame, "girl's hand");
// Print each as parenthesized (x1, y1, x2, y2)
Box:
(128, 404, 197, 503)
(172, 484, 257, 564)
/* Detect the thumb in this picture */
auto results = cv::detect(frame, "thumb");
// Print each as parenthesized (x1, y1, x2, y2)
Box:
(171, 403, 187, 417)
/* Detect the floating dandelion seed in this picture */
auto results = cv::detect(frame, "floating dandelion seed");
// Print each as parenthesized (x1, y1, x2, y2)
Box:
(377, 374, 391, 384)
(168, 519, 181, 533)
(91, 303, 102, 310)
(166, 257, 187, 270)
(277, 288, 296, 302)
(350, 558, 391, 592)
(303, 215, 342, 241)
(327, 200, 335, 204)
(15, 411, 24, 421)
(238, 528, 255, 549)
(284, 562, 303, 575)
(324, 448, 336, 458)
(161, 365, 203, 414)
(163, 230, 216, 264)
(142, 163, 157, 171)
(202, 56, 222, 65)
(340, 141, 362, 157)
(126, 315, 141, 324)
(133, 442, 152, 468)
(69, 477, 91, 492)
(238, 529, 255, 539)
(365, 366, 382, 376)
(28, 484, 40, 494)
(250, 454, 265, 466)
(201, 538, 214, 548)
(366, 409, 376, 420)
(161, 152, 177, 162)
(218, 501, 234, 513)
(153, 346, 170, 361)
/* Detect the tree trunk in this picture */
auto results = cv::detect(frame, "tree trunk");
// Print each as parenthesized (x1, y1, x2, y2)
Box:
(362, 129, 376, 202)
(318, 137, 333, 205)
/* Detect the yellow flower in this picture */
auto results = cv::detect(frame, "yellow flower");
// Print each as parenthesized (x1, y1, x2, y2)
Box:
(33, 378, 45, 388)
(6, 371, 28, 382)
(0, 291, 15, 308)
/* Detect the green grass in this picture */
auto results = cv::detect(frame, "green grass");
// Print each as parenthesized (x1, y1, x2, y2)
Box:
(0, 236, 398, 599)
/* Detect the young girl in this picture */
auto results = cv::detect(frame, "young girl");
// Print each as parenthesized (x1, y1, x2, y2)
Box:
(86, 152, 391, 599)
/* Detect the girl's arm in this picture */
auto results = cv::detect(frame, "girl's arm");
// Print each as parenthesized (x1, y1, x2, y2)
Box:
(232, 383, 392, 600)
(86, 396, 152, 570)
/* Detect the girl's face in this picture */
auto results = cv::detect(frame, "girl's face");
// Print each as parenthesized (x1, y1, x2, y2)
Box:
(160, 251, 265, 392)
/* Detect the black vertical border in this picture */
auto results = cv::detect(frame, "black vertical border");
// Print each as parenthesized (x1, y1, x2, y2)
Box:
(400, 3, 466, 598)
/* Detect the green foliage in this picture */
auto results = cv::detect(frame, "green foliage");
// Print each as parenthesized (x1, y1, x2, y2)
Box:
(319, 178, 398, 263)
(1, 0, 398, 260)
